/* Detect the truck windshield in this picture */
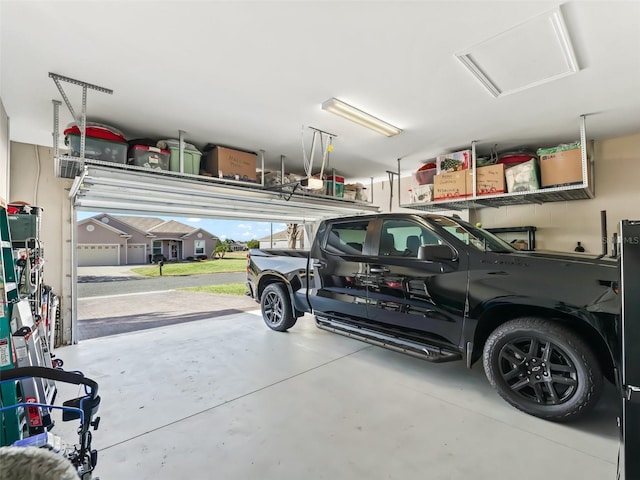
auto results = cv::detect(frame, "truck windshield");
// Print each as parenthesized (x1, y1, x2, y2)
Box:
(431, 217, 515, 253)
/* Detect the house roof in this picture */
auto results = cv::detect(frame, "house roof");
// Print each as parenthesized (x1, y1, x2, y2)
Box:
(181, 227, 219, 240)
(86, 214, 216, 239)
(148, 220, 195, 235)
(258, 230, 289, 242)
(112, 215, 166, 233)
(78, 217, 131, 237)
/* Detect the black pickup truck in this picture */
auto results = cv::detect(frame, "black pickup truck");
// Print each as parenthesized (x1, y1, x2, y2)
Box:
(247, 213, 620, 422)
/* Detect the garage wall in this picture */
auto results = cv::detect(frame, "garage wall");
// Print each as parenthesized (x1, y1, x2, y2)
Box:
(0, 99, 8, 202)
(470, 132, 640, 253)
(9, 141, 73, 343)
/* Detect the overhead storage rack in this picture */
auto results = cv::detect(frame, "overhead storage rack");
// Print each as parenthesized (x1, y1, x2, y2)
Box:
(398, 116, 594, 211)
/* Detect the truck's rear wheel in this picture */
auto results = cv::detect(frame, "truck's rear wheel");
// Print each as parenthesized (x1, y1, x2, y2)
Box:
(261, 283, 297, 332)
(483, 317, 603, 422)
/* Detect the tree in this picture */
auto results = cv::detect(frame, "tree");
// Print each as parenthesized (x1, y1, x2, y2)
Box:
(213, 241, 230, 259)
(287, 224, 301, 249)
(246, 239, 259, 249)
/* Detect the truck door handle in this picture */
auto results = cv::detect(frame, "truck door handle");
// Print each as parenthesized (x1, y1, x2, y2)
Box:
(369, 266, 390, 273)
(312, 261, 327, 268)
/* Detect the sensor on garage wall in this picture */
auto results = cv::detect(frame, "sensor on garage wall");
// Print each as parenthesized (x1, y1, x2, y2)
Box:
(456, 7, 579, 97)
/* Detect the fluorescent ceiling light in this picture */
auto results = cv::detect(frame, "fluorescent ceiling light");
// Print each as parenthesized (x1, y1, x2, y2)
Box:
(322, 98, 402, 137)
(456, 8, 579, 97)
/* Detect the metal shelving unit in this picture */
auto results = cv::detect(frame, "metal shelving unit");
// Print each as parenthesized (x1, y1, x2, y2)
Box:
(399, 116, 594, 212)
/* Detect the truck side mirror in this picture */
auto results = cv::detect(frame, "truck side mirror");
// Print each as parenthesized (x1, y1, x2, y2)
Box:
(418, 244, 456, 262)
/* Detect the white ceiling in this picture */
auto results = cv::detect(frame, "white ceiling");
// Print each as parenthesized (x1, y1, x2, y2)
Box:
(1, 1, 639, 182)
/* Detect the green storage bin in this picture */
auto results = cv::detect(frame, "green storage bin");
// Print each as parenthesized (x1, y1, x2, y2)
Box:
(167, 146, 202, 175)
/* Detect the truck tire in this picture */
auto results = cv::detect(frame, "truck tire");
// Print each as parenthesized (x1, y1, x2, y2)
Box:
(260, 283, 297, 332)
(483, 317, 603, 422)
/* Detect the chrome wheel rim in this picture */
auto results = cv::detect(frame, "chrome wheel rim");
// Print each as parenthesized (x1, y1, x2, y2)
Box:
(263, 291, 284, 325)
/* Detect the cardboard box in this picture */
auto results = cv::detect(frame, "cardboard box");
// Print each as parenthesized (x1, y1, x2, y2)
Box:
(476, 164, 505, 195)
(433, 170, 473, 200)
(539, 147, 584, 188)
(204, 146, 257, 182)
(436, 149, 471, 174)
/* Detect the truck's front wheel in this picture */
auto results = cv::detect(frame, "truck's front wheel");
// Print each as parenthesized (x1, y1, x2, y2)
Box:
(261, 283, 297, 332)
(483, 318, 603, 422)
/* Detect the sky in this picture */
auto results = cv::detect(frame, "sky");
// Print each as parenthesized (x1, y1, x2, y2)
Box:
(77, 211, 286, 242)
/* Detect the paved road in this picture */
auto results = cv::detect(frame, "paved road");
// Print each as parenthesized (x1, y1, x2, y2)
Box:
(78, 272, 247, 298)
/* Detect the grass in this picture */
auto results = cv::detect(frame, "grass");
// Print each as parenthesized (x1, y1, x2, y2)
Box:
(180, 283, 248, 295)
(131, 254, 246, 277)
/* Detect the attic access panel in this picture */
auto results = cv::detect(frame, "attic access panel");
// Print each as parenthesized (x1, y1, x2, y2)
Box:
(456, 7, 579, 97)
(73, 164, 379, 224)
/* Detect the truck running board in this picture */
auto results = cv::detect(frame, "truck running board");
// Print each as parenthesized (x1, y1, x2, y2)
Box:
(315, 316, 462, 363)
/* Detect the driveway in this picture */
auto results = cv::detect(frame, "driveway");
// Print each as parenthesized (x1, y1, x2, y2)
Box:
(77, 265, 256, 340)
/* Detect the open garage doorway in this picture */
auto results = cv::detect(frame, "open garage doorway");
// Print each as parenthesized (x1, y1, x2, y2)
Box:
(76, 211, 304, 341)
(74, 209, 297, 341)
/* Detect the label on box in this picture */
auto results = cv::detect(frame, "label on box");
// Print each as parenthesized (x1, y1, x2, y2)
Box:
(0, 338, 10, 367)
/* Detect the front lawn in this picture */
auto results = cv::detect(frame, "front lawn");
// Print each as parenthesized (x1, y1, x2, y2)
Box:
(131, 257, 246, 277)
(180, 283, 248, 295)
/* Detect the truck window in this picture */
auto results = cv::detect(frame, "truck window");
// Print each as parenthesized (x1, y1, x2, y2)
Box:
(431, 217, 514, 253)
(324, 221, 369, 255)
(379, 219, 443, 257)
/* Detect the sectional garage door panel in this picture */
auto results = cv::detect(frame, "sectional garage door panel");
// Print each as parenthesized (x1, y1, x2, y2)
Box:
(78, 244, 119, 266)
(127, 244, 146, 264)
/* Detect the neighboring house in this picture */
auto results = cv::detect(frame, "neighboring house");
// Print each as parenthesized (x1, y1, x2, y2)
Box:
(77, 214, 219, 266)
(228, 242, 248, 252)
(258, 229, 305, 249)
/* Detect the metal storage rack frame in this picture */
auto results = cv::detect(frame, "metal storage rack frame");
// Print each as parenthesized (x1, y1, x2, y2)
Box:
(398, 115, 594, 211)
(50, 73, 378, 218)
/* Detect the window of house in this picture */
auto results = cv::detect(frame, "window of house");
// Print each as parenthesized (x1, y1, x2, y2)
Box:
(195, 240, 205, 255)
(153, 241, 162, 255)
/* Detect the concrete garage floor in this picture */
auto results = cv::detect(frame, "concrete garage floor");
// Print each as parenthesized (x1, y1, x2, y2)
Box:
(52, 310, 620, 480)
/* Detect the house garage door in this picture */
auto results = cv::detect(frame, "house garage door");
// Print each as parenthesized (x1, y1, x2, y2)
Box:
(77, 244, 119, 266)
(127, 244, 146, 264)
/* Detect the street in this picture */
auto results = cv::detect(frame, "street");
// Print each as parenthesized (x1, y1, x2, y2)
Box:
(78, 272, 247, 298)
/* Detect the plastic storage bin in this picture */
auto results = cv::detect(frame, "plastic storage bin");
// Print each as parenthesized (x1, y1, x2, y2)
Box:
(128, 145, 170, 170)
(64, 125, 128, 164)
(325, 175, 344, 197)
(415, 162, 437, 185)
(160, 139, 202, 175)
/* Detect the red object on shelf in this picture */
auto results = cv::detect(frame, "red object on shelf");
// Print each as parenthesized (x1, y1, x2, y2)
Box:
(63, 125, 126, 143)
(415, 162, 437, 185)
(497, 152, 538, 167)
